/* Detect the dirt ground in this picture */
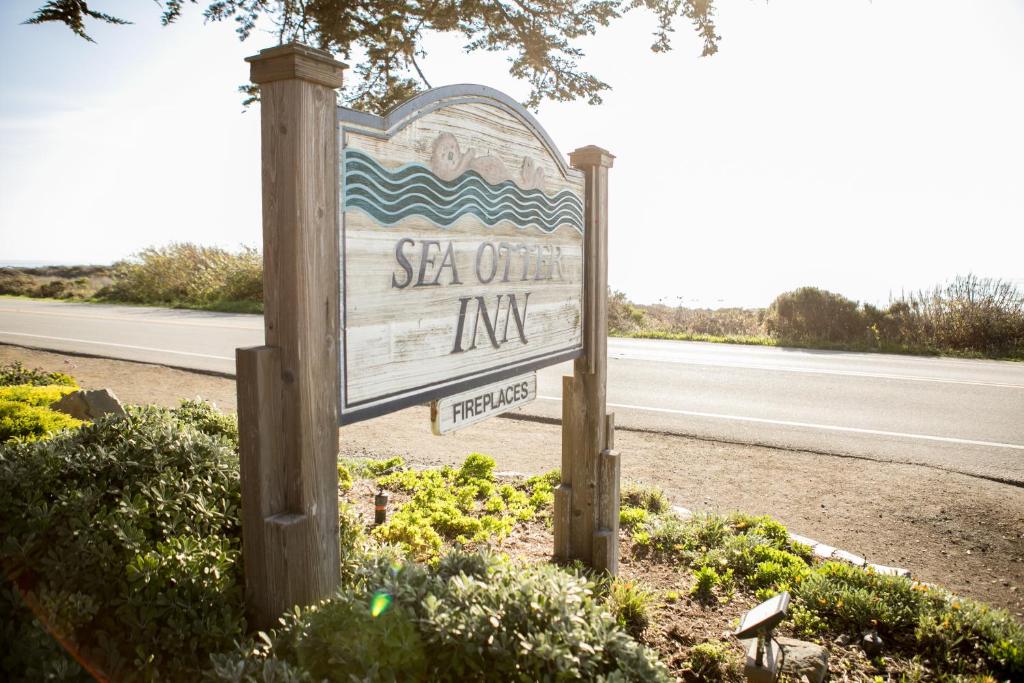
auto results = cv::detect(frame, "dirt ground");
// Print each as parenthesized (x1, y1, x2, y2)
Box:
(3, 344, 1022, 620)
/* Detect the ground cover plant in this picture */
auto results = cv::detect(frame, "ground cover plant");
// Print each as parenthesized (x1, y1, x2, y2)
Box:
(2, 382, 1021, 681)
(0, 361, 82, 443)
(619, 503, 1024, 680)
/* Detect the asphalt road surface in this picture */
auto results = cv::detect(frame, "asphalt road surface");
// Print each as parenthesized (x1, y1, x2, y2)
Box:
(2, 298, 1022, 485)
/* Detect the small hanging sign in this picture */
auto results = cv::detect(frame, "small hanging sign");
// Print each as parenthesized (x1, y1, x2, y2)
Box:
(430, 372, 537, 435)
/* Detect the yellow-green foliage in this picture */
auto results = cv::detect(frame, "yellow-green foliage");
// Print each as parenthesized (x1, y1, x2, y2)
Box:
(621, 482, 670, 514)
(619, 506, 648, 529)
(608, 579, 653, 637)
(0, 384, 82, 443)
(688, 640, 730, 680)
(101, 243, 263, 308)
(524, 468, 559, 508)
(0, 384, 76, 407)
(372, 454, 550, 560)
(337, 462, 353, 492)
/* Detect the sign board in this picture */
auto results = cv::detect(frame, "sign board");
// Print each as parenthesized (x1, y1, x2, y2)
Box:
(431, 372, 537, 435)
(337, 86, 586, 424)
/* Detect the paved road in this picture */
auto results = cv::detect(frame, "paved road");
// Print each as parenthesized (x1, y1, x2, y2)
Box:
(2, 298, 1022, 484)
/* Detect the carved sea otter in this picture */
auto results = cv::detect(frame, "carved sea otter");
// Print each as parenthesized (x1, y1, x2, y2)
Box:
(519, 157, 546, 191)
(430, 133, 542, 189)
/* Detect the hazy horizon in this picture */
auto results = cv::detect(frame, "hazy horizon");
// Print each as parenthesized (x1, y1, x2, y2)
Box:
(1, 0, 1022, 310)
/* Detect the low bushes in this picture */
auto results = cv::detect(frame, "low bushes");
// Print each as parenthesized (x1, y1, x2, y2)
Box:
(3, 381, 1021, 680)
(0, 402, 248, 681)
(625, 502, 1024, 680)
(0, 362, 82, 443)
(0, 361, 76, 388)
(208, 549, 670, 682)
(763, 286, 865, 345)
(2, 408, 664, 681)
(610, 275, 1024, 358)
(98, 243, 263, 312)
(794, 562, 1024, 679)
(0, 267, 112, 301)
(764, 278, 1024, 355)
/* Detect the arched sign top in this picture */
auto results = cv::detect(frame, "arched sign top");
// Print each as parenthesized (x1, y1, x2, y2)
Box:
(337, 84, 580, 182)
(337, 84, 586, 423)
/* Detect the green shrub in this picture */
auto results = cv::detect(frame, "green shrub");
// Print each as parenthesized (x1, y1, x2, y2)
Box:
(764, 287, 865, 344)
(209, 550, 670, 682)
(0, 361, 76, 387)
(364, 455, 406, 477)
(641, 512, 692, 558)
(794, 562, 1024, 678)
(686, 513, 730, 552)
(456, 452, 495, 481)
(794, 562, 925, 639)
(619, 505, 649, 529)
(0, 385, 83, 443)
(689, 640, 730, 679)
(0, 270, 36, 297)
(169, 399, 239, 450)
(337, 461, 353, 491)
(690, 565, 721, 601)
(99, 243, 263, 308)
(915, 596, 1024, 678)
(296, 593, 428, 681)
(621, 482, 670, 513)
(0, 400, 83, 443)
(524, 468, 560, 509)
(608, 579, 654, 636)
(0, 384, 77, 406)
(0, 404, 247, 681)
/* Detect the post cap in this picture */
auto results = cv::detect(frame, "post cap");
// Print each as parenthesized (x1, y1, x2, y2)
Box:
(569, 145, 615, 169)
(246, 42, 347, 88)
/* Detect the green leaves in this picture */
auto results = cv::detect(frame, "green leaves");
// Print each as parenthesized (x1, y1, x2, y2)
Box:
(27, 0, 721, 113)
(213, 550, 669, 681)
(0, 401, 246, 681)
(372, 453, 547, 559)
(22, 0, 130, 43)
(0, 383, 83, 443)
(0, 361, 77, 388)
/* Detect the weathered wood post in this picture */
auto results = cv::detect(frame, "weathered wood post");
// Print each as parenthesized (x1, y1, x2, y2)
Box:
(236, 43, 345, 629)
(555, 145, 618, 573)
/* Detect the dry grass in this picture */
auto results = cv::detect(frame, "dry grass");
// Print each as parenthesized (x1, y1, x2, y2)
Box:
(610, 277, 1024, 360)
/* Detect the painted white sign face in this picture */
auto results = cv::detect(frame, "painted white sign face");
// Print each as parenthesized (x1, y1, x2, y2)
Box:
(337, 86, 585, 424)
(431, 372, 537, 435)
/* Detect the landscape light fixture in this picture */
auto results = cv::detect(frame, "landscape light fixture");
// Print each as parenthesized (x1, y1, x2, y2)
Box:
(374, 488, 389, 525)
(735, 591, 790, 683)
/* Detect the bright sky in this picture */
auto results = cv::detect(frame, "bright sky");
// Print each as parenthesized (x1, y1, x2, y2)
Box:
(1, 0, 1021, 307)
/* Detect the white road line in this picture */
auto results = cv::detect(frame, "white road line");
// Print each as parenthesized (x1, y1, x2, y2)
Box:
(0, 304, 261, 330)
(608, 354, 1024, 390)
(537, 395, 1024, 451)
(0, 331, 235, 361)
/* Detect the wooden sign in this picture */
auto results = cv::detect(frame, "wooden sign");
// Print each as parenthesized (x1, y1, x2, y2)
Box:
(337, 86, 586, 424)
(238, 44, 616, 630)
(430, 372, 537, 435)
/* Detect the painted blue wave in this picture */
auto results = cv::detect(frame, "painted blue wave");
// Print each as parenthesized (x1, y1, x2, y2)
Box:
(343, 149, 584, 234)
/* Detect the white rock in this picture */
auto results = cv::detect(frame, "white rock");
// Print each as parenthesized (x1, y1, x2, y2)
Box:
(52, 389, 125, 421)
(777, 637, 828, 683)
